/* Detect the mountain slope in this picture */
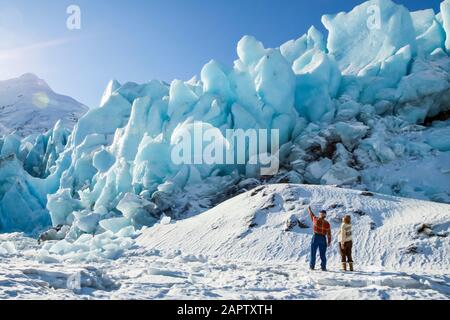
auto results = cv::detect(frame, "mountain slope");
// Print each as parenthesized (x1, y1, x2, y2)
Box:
(0, 74, 88, 137)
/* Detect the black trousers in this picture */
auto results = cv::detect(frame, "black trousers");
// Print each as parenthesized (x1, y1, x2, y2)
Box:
(339, 241, 353, 263)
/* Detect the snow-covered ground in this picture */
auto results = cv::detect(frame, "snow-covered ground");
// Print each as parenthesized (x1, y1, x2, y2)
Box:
(1, 243, 448, 300)
(1, 185, 448, 300)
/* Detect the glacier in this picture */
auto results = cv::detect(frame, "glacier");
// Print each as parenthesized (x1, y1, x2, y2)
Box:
(1, 0, 450, 261)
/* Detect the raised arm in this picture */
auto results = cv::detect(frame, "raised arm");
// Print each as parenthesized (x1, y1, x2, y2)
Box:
(308, 206, 315, 221)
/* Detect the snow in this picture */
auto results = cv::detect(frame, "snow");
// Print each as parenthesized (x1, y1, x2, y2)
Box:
(1, 251, 449, 299)
(0, 0, 449, 300)
(137, 185, 449, 272)
(0, 184, 448, 299)
(0, 74, 88, 137)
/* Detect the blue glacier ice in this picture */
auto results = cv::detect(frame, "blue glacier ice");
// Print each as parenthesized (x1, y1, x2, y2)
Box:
(1, 0, 450, 260)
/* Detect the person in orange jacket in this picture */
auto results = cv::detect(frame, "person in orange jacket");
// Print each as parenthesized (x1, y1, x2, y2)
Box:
(308, 206, 332, 271)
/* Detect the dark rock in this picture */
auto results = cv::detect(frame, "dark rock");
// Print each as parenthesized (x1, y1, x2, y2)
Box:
(328, 203, 344, 209)
(285, 215, 309, 231)
(417, 224, 435, 237)
(261, 194, 277, 210)
(151, 191, 172, 212)
(38, 224, 69, 244)
(144, 202, 162, 220)
(423, 109, 450, 126)
(250, 186, 265, 197)
(297, 198, 310, 206)
(416, 223, 449, 238)
(297, 220, 309, 229)
(271, 171, 303, 184)
(404, 245, 419, 254)
(353, 210, 367, 216)
(238, 178, 261, 191)
(285, 217, 297, 232)
(360, 191, 374, 197)
(261, 202, 276, 210)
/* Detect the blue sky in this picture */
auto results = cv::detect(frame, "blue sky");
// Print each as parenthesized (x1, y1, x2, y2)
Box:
(0, 0, 443, 107)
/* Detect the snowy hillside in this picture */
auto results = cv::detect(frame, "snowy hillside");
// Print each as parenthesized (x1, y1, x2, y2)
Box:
(138, 184, 450, 273)
(0, 73, 88, 137)
(0, 184, 448, 299)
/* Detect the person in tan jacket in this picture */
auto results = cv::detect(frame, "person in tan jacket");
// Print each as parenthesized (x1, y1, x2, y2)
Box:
(338, 215, 353, 271)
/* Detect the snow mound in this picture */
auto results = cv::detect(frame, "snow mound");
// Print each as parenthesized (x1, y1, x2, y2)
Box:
(0, 73, 88, 137)
(138, 184, 450, 273)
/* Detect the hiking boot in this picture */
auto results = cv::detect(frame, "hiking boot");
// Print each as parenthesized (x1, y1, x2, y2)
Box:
(321, 268, 327, 272)
(341, 263, 347, 271)
(349, 262, 354, 272)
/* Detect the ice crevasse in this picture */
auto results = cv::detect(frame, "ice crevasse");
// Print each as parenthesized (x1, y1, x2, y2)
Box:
(1, 0, 450, 260)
